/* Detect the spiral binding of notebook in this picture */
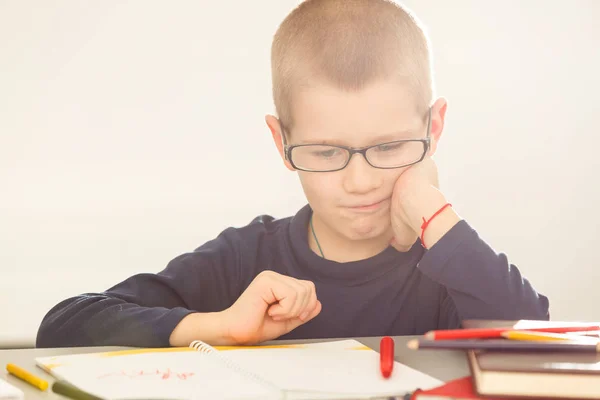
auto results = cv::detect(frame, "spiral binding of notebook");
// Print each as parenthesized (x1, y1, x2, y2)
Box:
(189, 340, 215, 354)
(189, 340, 285, 399)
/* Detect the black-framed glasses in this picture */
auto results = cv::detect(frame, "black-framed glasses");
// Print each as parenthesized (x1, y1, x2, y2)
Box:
(280, 107, 431, 172)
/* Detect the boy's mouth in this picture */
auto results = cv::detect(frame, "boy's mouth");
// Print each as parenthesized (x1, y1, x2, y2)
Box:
(347, 198, 390, 212)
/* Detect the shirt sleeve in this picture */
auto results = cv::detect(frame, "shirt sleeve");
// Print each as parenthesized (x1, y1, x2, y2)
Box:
(417, 220, 550, 326)
(36, 229, 245, 348)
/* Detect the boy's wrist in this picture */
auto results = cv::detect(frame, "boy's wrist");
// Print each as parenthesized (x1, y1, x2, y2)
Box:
(402, 185, 461, 248)
(169, 311, 234, 347)
(420, 206, 461, 248)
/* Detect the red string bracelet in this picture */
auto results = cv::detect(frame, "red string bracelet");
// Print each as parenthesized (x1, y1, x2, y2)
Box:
(420, 203, 452, 249)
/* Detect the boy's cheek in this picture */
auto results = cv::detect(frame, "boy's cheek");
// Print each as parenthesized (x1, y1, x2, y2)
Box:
(298, 172, 340, 195)
(296, 176, 334, 209)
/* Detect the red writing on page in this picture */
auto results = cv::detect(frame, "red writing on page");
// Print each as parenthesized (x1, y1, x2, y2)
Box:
(97, 368, 195, 380)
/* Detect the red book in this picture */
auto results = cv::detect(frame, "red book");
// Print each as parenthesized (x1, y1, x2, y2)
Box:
(412, 376, 508, 400)
(463, 320, 600, 399)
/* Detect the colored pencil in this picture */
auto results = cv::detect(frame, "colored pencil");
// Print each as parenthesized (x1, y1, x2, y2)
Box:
(501, 330, 600, 343)
(407, 338, 600, 353)
(6, 363, 49, 391)
(566, 330, 600, 337)
(424, 324, 600, 340)
(52, 380, 103, 400)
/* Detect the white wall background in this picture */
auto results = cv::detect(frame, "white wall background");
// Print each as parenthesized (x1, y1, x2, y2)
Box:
(1, 0, 599, 348)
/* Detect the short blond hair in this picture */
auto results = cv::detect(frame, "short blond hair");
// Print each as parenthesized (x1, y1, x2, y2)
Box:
(271, 0, 433, 129)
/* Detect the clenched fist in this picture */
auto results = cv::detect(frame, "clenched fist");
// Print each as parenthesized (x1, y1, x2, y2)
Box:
(170, 271, 321, 347)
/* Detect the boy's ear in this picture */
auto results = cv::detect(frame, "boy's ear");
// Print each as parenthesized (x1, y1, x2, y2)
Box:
(427, 98, 448, 156)
(265, 114, 295, 171)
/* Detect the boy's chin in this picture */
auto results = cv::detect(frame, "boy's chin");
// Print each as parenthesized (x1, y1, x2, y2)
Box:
(343, 217, 391, 242)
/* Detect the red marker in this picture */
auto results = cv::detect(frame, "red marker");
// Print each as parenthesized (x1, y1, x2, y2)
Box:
(380, 336, 394, 378)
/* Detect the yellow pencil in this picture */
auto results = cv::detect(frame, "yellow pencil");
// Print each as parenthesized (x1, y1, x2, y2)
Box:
(6, 363, 49, 391)
(501, 330, 599, 343)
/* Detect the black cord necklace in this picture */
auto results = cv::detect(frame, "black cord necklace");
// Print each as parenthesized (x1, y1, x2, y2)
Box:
(309, 214, 325, 258)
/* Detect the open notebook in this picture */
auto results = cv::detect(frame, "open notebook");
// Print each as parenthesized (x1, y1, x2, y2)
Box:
(0, 379, 24, 400)
(35, 339, 442, 400)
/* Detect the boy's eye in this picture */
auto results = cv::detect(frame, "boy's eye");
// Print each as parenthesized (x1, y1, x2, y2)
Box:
(375, 142, 404, 152)
(312, 148, 341, 158)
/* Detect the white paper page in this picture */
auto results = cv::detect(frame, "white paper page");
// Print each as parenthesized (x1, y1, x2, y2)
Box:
(223, 348, 442, 398)
(288, 339, 365, 350)
(0, 379, 24, 400)
(47, 352, 279, 400)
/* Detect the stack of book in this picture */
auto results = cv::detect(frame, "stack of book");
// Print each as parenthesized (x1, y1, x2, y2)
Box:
(409, 319, 600, 399)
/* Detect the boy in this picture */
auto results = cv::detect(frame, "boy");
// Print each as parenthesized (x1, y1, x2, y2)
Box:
(36, 0, 549, 348)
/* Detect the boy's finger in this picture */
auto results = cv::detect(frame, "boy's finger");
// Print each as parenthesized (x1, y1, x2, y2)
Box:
(276, 279, 309, 319)
(299, 283, 318, 321)
(267, 281, 298, 318)
(390, 236, 414, 252)
(304, 300, 322, 322)
(299, 298, 316, 321)
(390, 216, 418, 251)
(281, 301, 322, 334)
(294, 280, 314, 317)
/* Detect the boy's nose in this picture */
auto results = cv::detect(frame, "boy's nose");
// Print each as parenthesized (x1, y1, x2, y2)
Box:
(342, 153, 382, 194)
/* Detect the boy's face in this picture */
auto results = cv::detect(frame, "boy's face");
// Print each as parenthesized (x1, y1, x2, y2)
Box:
(268, 79, 443, 244)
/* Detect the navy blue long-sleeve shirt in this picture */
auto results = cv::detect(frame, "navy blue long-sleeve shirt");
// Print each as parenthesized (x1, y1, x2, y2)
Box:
(36, 204, 549, 348)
